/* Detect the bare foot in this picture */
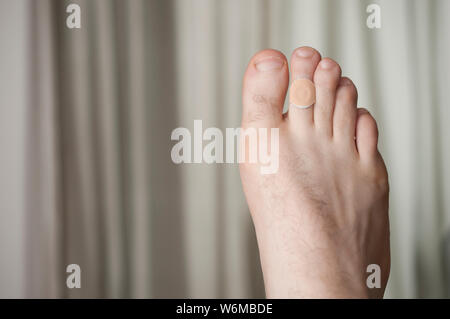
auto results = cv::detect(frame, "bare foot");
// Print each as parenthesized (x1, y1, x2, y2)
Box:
(239, 47, 390, 298)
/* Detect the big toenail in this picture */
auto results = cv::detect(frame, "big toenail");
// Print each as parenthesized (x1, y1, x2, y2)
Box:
(296, 47, 314, 58)
(320, 59, 335, 69)
(255, 56, 284, 71)
(289, 78, 316, 109)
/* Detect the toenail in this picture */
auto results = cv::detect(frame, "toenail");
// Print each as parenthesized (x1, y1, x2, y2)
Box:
(339, 78, 352, 86)
(359, 108, 370, 114)
(296, 47, 314, 58)
(319, 59, 335, 69)
(254, 56, 284, 71)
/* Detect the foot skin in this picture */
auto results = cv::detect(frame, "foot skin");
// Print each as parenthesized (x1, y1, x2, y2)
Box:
(240, 47, 390, 298)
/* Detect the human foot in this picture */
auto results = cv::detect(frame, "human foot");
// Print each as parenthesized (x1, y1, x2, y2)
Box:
(239, 47, 390, 298)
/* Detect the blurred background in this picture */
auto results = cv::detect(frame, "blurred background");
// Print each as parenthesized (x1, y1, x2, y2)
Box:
(1, 0, 450, 298)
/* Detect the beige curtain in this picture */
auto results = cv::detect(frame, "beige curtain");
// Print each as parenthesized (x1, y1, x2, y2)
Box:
(1, 0, 450, 298)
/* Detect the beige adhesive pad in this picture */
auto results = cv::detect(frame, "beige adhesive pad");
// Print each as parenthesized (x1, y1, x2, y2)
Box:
(289, 78, 316, 109)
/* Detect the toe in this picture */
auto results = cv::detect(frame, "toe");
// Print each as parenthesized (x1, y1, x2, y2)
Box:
(242, 49, 289, 128)
(355, 108, 379, 160)
(333, 77, 358, 145)
(288, 46, 321, 127)
(313, 58, 341, 137)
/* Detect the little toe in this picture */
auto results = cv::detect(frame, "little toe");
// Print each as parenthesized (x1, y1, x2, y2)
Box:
(355, 108, 379, 160)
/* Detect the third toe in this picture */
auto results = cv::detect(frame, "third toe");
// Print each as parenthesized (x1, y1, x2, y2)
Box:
(313, 58, 341, 137)
(333, 77, 358, 144)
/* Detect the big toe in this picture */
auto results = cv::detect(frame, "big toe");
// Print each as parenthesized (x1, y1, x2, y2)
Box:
(242, 49, 289, 128)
